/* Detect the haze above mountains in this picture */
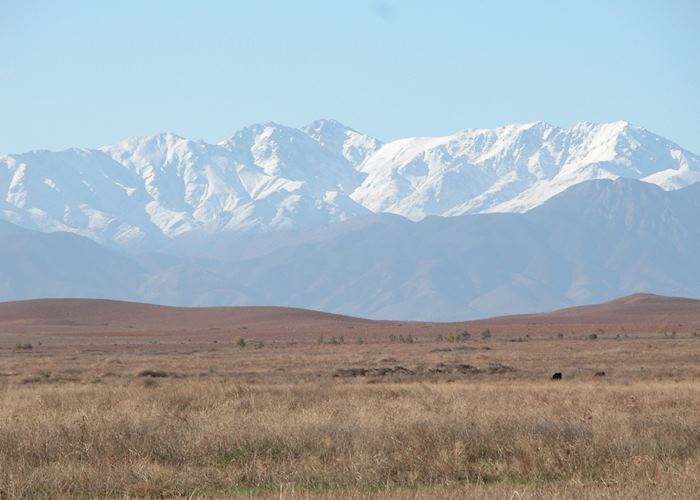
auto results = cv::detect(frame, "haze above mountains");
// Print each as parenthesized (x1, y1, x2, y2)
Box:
(1, 120, 699, 321)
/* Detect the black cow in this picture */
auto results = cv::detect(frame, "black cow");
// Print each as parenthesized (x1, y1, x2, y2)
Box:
(552, 372, 562, 380)
(594, 371, 606, 377)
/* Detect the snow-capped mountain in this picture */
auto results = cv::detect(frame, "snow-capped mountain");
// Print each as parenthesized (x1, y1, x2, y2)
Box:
(303, 118, 383, 168)
(0, 122, 374, 248)
(4, 179, 700, 320)
(1, 119, 698, 249)
(352, 120, 700, 219)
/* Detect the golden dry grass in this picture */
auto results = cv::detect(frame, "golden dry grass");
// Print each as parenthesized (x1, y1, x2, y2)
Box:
(1, 329, 700, 498)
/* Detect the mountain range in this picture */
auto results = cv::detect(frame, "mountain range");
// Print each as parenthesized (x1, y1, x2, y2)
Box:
(2, 120, 698, 250)
(1, 174, 699, 320)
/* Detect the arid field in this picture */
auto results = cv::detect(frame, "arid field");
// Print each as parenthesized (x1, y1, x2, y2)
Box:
(1, 296, 700, 499)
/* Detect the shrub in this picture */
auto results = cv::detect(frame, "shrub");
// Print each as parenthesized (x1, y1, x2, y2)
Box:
(481, 329, 492, 340)
(138, 370, 169, 378)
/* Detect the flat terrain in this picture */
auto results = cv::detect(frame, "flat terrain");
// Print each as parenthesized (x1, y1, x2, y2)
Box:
(1, 294, 700, 498)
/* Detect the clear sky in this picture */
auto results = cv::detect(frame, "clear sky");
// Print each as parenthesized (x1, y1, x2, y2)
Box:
(2, 0, 699, 154)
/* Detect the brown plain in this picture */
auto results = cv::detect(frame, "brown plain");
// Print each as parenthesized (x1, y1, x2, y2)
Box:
(1, 294, 700, 499)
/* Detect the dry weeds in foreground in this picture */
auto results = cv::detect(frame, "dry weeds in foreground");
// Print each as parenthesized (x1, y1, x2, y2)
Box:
(1, 379, 699, 498)
(2, 329, 700, 498)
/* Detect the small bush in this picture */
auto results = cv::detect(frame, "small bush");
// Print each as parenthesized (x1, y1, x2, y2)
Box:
(138, 370, 169, 378)
(481, 329, 492, 340)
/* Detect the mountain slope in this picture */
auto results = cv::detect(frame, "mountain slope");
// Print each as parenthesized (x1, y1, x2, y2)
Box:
(1, 120, 698, 250)
(1, 122, 377, 249)
(352, 121, 700, 219)
(199, 179, 700, 320)
(0, 220, 145, 301)
(1, 178, 700, 320)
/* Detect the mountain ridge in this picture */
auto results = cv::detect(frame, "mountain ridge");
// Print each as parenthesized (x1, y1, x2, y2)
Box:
(1, 177, 699, 320)
(2, 120, 698, 250)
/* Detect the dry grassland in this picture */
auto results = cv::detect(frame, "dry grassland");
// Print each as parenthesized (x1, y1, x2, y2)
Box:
(1, 326, 700, 498)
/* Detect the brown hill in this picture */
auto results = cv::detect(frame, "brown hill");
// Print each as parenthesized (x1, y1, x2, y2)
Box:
(0, 294, 699, 344)
(0, 298, 392, 341)
(459, 293, 700, 337)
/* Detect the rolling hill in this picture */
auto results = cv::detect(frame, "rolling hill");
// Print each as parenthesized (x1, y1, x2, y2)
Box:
(1, 293, 698, 342)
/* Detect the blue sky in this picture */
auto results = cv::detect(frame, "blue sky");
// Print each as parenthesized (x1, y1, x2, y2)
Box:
(2, 0, 698, 153)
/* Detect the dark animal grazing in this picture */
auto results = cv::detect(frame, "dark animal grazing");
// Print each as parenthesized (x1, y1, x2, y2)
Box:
(594, 371, 606, 377)
(552, 372, 562, 380)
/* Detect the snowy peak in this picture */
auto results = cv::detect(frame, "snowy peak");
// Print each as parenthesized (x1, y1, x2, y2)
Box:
(220, 121, 366, 192)
(351, 120, 700, 219)
(303, 118, 382, 168)
(0, 119, 698, 250)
